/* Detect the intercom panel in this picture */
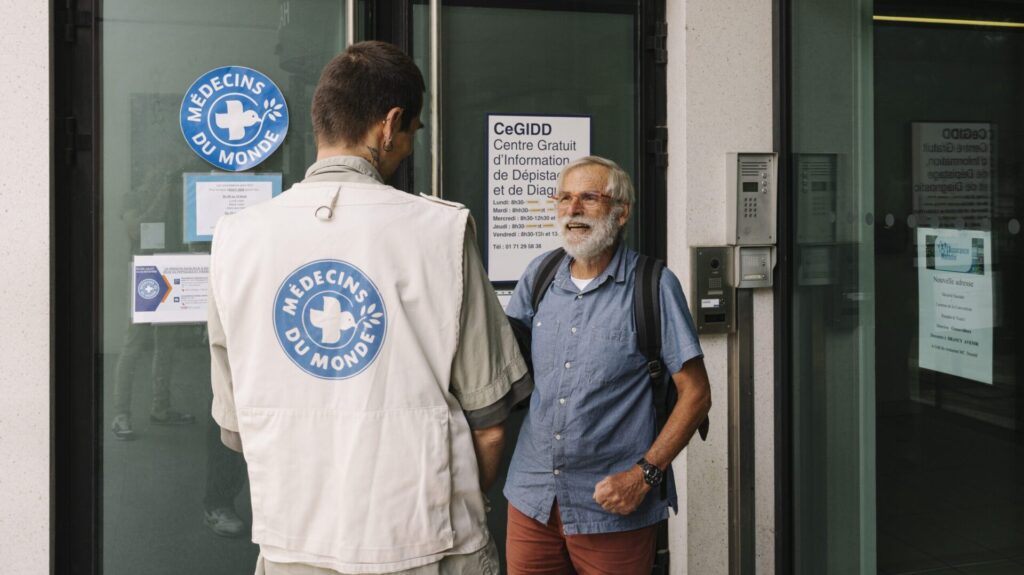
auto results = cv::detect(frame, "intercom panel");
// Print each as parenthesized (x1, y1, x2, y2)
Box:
(726, 153, 777, 246)
(692, 247, 734, 334)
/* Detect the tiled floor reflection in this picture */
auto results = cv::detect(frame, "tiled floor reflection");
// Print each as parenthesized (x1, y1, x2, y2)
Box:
(878, 402, 1024, 575)
(102, 337, 259, 575)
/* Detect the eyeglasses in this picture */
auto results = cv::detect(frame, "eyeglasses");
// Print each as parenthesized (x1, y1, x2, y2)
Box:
(548, 191, 617, 208)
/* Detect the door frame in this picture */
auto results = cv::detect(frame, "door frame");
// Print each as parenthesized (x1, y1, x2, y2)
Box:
(53, 1, 668, 572)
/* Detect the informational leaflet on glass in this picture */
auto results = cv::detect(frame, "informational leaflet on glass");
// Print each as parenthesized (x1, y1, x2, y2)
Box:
(917, 227, 993, 384)
(132, 254, 211, 324)
(912, 123, 993, 229)
(184, 172, 282, 242)
(487, 114, 590, 282)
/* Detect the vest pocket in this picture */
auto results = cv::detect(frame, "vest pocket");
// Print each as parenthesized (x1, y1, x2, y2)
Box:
(240, 405, 454, 564)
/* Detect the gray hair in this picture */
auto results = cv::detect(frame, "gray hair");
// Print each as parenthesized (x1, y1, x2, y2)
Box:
(556, 155, 635, 206)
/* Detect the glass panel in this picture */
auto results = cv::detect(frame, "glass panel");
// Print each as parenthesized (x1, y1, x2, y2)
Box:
(100, 1, 345, 573)
(411, 1, 639, 563)
(790, 0, 877, 572)
(411, 0, 433, 196)
(414, 2, 638, 273)
(873, 8, 1024, 573)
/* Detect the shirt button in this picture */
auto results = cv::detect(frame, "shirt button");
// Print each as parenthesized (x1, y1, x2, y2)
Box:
(555, 434, 562, 440)
(553, 469, 561, 476)
(576, 295, 583, 300)
(559, 398, 566, 405)
(571, 327, 577, 334)
(564, 362, 572, 369)
(536, 321, 542, 327)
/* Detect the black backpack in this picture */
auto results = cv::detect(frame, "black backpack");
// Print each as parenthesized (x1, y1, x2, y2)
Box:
(507, 248, 710, 473)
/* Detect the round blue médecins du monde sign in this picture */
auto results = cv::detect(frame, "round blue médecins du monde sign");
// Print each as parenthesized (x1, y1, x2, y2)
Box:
(273, 260, 388, 380)
(180, 66, 289, 172)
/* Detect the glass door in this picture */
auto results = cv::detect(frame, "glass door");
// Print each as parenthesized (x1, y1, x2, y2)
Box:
(789, 0, 877, 572)
(790, 1, 1024, 573)
(76, 1, 656, 572)
(409, 0, 646, 562)
(873, 4, 1024, 573)
(99, 2, 346, 573)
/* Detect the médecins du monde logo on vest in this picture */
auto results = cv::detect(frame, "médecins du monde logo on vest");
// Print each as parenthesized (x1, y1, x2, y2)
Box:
(273, 260, 387, 380)
(180, 66, 289, 172)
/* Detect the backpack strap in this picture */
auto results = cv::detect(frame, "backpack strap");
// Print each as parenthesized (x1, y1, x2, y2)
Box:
(634, 255, 710, 500)
(531, 248, 566, 313)
(634, 255, 669, 500)
(634, 254, 665, 382)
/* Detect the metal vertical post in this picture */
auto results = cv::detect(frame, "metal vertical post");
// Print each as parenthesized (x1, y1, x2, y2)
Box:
(345, 0, 356, 46)
(429, 0, 441, 197)
(729, 288, 756, 575)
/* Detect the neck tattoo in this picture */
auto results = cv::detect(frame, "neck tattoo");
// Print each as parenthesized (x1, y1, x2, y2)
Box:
(365, 145, 381, 170)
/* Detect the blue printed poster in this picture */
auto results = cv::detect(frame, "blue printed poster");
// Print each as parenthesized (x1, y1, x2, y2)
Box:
(184, 172, 282, 242)
(132, 254, 211, 324)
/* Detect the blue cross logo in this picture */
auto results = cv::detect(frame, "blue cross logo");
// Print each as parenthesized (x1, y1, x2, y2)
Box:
(273, 260, 387, 380)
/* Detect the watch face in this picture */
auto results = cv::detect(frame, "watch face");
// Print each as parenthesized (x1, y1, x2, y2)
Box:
(641, 461, 663, 486)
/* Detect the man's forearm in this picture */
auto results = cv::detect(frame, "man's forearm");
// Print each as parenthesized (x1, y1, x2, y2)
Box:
(644, 358, 712, 470)
(471, 422, 505, 491)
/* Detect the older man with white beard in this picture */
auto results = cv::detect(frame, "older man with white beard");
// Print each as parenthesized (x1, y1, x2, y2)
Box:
(502, 156, 712, 575)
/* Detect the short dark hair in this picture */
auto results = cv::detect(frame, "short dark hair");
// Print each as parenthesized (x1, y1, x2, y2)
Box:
(311, 41, 425, 146)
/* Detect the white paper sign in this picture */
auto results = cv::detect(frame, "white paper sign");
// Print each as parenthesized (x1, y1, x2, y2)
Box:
(196, 181, 274, 237)
(912, 123, 993, 229)
(495, 289, 514, 311)
(184, 173, 282, 242)
(917, 227, 993, 384)
(132, 254, 211, 324)
(487, 114, 590, 282)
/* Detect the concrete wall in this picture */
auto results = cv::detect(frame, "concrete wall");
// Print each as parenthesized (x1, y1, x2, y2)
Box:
(666, 0, 775, 573)
(0, 0, 51, 572)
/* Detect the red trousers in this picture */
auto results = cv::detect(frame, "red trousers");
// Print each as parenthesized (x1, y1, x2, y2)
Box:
(506, 502, 657, 575)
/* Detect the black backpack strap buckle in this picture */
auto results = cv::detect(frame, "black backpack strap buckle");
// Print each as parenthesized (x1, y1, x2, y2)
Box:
(647, 359, 664, 381)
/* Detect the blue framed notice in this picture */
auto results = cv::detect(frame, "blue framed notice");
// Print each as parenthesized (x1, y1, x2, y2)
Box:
(184, 172, 282, 242)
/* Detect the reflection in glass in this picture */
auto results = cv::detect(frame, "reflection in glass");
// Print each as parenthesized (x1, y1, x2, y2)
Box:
(874, 15, 1024, 573)
(101, 1, 344, 573)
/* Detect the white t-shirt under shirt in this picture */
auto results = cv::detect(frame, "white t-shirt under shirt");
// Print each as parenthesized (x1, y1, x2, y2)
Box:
(571, 276, 592, 291)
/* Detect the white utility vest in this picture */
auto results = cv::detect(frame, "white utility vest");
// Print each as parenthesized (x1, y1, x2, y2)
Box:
(210, 180, 488, 573)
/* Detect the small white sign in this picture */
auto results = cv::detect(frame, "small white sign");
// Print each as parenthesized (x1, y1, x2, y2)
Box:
(700, 298, 721, 309)
(132, 254, 211, 324)
(917, 227, 993, 384)
(487, 114, 590, 282)
(140, 222, 166, 250)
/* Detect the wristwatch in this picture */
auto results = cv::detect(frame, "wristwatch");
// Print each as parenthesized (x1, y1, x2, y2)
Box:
(636, 458, 664, 487)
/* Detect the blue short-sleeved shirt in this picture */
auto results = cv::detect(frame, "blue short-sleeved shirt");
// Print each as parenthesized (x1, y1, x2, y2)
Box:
(503, 242, 704, 535)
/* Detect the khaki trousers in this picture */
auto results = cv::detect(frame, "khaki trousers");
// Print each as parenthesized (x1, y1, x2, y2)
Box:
(254, 538, 500, 575)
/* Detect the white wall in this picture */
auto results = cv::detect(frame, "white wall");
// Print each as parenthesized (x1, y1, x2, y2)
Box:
(0, 0, 51, 572)
(666, 0, 775, 573)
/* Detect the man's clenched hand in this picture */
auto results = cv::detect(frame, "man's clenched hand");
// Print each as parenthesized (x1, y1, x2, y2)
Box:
(592, 466, 650, 515)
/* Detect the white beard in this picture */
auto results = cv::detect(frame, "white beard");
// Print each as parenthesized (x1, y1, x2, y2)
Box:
(558, 207, 622, 263)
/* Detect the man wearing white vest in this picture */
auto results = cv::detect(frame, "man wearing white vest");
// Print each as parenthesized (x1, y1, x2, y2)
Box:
(208, 41, 531, 575)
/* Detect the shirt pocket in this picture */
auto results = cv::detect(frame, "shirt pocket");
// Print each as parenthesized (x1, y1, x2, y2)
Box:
(530, 319, 560, 383)
(583, 326, 637, 384)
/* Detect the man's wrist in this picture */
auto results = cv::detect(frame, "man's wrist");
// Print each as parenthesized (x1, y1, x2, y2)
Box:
(636, 457, 665, 487)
